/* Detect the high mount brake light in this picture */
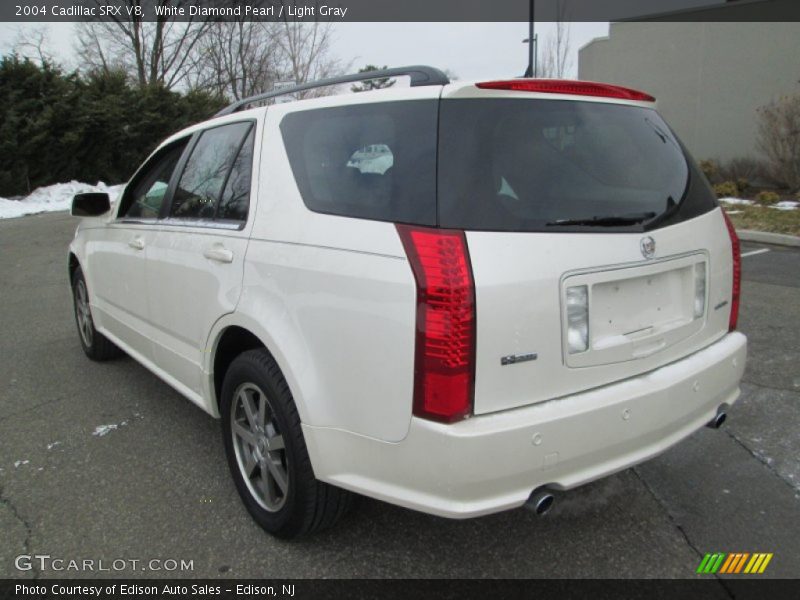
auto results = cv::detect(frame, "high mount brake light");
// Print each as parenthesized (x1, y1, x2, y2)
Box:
(475, 79, 656, 102)
(396, 225, 476, 423)
(722, 212, 741, 331)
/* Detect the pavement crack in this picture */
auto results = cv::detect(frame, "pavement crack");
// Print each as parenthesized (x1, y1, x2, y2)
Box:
(721, 428, 800, 494)
(0, 484, 39, 579)
(632, 467, 734, 598)
(0, 396, 68, 424)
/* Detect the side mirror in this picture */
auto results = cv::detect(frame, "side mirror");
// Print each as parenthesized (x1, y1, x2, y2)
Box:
(72, 192, 111, 217)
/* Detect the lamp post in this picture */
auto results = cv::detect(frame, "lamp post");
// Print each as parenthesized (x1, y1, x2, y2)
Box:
(523, 0, 537, 77)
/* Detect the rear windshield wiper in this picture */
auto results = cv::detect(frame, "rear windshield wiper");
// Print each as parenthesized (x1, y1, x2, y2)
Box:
(546, 212, 656, 227)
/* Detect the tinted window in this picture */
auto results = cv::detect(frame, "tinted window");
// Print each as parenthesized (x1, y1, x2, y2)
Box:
(218, 128, 255, 222)
(119, 141, 187, 219)
(171, 122, 252, 220)
(280, 101, 437, 225)
(438, 99, 716, 232)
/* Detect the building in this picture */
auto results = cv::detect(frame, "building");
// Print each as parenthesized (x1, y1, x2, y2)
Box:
(578, 22, 800, 163)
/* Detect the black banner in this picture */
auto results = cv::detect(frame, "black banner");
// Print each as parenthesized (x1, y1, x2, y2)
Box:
(2, 579, 800, 600)
(3, 0, 800, 23)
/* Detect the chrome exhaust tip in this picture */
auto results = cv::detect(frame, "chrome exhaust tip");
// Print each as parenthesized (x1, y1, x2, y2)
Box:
(525, 488, 555, 516)
(707, 411, 727, 429)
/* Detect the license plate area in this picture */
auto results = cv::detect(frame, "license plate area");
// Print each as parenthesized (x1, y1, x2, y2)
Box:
(562, 253, 707, 368)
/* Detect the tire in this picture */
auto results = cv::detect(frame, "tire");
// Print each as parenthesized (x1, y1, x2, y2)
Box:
(220, 348, 354, 538)
(71, 267, 123, 361)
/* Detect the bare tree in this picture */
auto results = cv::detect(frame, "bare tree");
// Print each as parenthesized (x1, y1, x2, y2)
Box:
(537, 2, 572, 78)
(757, 92, 800, 191)
(12, 26, 54, 65)
(272, 20, 344, 98)
(187, 21, 284, 100)
(75, 1, 211, 89)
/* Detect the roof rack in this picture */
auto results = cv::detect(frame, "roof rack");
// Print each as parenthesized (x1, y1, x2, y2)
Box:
(214, 65, 450, 117)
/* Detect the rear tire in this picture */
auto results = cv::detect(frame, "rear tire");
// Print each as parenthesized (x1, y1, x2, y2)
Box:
(71, 267, 123, 361)
(220, 348, 354, 538)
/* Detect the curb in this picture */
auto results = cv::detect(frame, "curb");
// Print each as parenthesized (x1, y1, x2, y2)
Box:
(736, 229, 800, 248)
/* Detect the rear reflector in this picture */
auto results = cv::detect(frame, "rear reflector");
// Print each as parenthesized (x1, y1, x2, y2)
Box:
(475, 79, 656, 102)
(722, 211, 741, 331)
(396, 225, 476, 423)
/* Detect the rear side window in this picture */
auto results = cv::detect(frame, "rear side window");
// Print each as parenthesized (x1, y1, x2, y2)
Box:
(280, 101, 438, 226)
(171, 122, 254, 221)
(218, 128, 255, 222)
(437, 99, 716, 232)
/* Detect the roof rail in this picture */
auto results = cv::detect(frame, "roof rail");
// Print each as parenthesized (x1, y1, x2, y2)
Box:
(214, 65, 450, 117)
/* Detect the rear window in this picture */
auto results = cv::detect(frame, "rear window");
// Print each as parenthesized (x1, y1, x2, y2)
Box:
(280, 101, 438, 226)
(437, 98, 716, 232)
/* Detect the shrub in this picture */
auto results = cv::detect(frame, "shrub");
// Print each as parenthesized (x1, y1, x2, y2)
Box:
(699, 159, 718, 182)
(757, 93, 800, 191)
(736, 178, 750, 193)
(755, 191, 780, 205)
(713, 181, 739, 198)
(717, 157, 769, 185)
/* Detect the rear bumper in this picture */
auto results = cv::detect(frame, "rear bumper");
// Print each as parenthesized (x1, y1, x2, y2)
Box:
(303, 331, 747, 518)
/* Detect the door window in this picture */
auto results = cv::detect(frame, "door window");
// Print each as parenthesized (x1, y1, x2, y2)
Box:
(170, 122, 254, 222)
(118, 140, 188, 219)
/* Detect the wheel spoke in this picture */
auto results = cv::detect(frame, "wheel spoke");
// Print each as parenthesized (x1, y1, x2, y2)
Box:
(243, 448, 258, 477)
(266, 458, 288, 494)
(259, 462, 274, 502)
(257, 394, 266, 429)
(239, 389, 258, 431)
(267, 434, 284, 451)
(233, 422, 257, 446)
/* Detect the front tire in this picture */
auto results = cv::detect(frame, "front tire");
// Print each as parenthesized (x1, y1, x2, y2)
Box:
(71, 267, 123, 361)
(220, 349, 353, 538)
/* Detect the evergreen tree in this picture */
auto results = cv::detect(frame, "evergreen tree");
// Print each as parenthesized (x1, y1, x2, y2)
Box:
(351, 65, 396, 93)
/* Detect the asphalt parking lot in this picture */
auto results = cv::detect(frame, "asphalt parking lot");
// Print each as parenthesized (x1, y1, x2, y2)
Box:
(1, 211, 798, 580)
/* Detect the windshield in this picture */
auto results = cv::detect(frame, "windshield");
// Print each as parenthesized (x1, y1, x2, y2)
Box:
(437, 98, 713, 232)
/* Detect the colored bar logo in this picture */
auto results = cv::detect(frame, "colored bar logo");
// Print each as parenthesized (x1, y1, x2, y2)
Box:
(696, 552, 773, 574)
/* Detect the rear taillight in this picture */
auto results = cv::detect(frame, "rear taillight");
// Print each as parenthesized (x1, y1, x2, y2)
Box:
(475, 79, 655, 102)
(722, 211, 741, 331)
(397, 225, 476, 423)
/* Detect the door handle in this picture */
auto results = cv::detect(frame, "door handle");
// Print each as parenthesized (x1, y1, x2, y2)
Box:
(203, 245, 234, 264)
(128, 237, 145, 250)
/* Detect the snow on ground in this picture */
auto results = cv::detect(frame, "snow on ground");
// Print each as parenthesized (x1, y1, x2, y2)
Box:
(720, 197, 797, 211)
(92, 421, 128, 437)
(0, 181, 124, 219)
(719, 197, 755, 206)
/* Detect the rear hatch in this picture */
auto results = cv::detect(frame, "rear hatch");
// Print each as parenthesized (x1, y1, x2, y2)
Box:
(437, 82, 733, 415)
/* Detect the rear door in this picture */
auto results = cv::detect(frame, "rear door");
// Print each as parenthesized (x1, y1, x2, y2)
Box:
(437, 87, 733, 415)
(145, 120, 259, 396)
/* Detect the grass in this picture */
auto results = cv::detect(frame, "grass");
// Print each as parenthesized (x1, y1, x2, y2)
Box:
(722, 204, 800, 236)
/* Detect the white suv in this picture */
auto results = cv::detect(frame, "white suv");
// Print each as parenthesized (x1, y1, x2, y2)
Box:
(68, 66, 746, 538)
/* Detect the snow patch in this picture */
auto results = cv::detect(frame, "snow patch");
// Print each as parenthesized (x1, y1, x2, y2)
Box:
(14, 460, 29, 468)
(772, 200, 798, 211)
(92, 421, 128, 437)
(46, 441, 61, 450)
(719, 197, 755, 206)
(0, 181, 124, 219)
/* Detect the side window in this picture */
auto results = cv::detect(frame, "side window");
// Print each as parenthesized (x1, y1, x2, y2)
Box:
(170, 122, 253, 221)
(217, 128, 255, 222)
(119, 140, 188, 219)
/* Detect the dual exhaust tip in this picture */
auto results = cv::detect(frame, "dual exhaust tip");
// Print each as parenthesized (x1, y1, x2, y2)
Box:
(525, 407, 729, 516)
